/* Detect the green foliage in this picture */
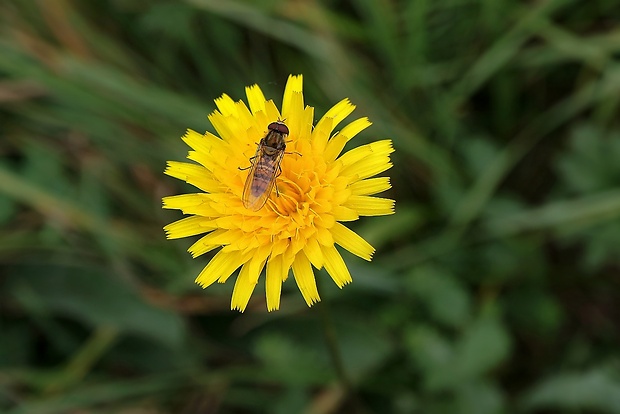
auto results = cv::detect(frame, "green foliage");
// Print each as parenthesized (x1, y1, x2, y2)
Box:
(1, 0, 620, 412)
(553, 124, 620, 269)
(523, 365, 620, 413)
(8, 266, 186, 347)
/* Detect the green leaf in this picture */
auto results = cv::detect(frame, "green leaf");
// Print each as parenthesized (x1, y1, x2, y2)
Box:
(405, 325, 454, 380)
(0, 192, 16, 225)
(408, 307, 511, 391)
(504, 289, 563, 338)
(450, 306, 511, 383)
(253, 333, 329, 386)
(556, 124, 620, 194)
(461, 136, 500, 178)
(453, 381, 505, 414)
(522, 365, 620, 413)
(9, 265, 186, 348)
(407, 265, 471, 328)
(334, 314, 394, 381)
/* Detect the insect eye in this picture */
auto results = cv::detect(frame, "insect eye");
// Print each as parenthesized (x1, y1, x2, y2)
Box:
(268, 122, 289, 135)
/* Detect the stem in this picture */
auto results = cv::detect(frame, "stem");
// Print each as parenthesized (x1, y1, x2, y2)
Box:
(44, 325, 119, 395)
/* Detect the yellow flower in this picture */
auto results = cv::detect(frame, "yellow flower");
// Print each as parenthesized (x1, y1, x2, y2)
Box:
(163, 75, 394, 312)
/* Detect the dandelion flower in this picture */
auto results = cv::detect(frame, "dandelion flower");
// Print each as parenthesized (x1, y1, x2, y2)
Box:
(163, 75, 394, 312)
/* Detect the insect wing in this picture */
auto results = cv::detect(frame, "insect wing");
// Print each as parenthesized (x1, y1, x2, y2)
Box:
(242, 148, 283, 211)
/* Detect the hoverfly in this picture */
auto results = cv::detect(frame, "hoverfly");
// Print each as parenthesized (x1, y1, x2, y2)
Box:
(241, 121, 289, 211)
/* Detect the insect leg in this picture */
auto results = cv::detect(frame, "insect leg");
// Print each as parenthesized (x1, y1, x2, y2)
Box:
(273, 165, 283, 197)
(238, 156, 257, 171)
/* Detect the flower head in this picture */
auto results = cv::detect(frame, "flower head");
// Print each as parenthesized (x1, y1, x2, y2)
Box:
(163, 75, 394, 312)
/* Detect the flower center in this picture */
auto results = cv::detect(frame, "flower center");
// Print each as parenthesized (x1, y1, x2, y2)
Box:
(271, 176, 306, 215)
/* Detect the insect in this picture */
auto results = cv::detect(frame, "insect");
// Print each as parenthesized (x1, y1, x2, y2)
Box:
(241, 121, 289, 211)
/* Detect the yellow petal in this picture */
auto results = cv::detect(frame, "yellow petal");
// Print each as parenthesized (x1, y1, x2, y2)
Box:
(231, 245, 270, 312)
(322, 244, 352, 288)
(195, 249, 247, 288)
(265, 99, 282, 123)
(349, 177, 391, 196)
(303, 237, 324, 269)
(207, 111, 235, 142)
(162, 194, 217, 216)
(311, 117, 332, 154)
(164, 161, 222, 193)
(331, 222, 375, 261)
(316, 225, 334, 246)
(292, 252, 320, 306)
(188, 229, 229, 257)
(245, 84, 266, 114)
(181, 129, 218, 155)
(186, 150, 226, 173)
(282, 74, 303, 118)
(338, 140, 394, 168)
(333, 205, 359, 222)
(324, 117, 372, 163)
(163, 216, 217, 240)
(323, 98, 356, 129)
(339, 116, 372, 139)
(298, 105, 315, 142)
(230, 263, 255, 312)
(231, 100, 257, 145)
(345, 196, 395, 216)
(217, 111, 250, 145)
(214, 93, 237, 117)
(285, 91, 305, 140)
(162, 193, 209, 210)
(271, 238, 289, 258)
(250, 244, 272, 277)
(265, 254, 286, 311)
(343, 156, 393, 182)
(323, 133, 348, 165)
(281, 246, 296, 282)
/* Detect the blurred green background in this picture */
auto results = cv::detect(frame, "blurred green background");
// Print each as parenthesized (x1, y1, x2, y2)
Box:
(1, 0, 620, 413)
